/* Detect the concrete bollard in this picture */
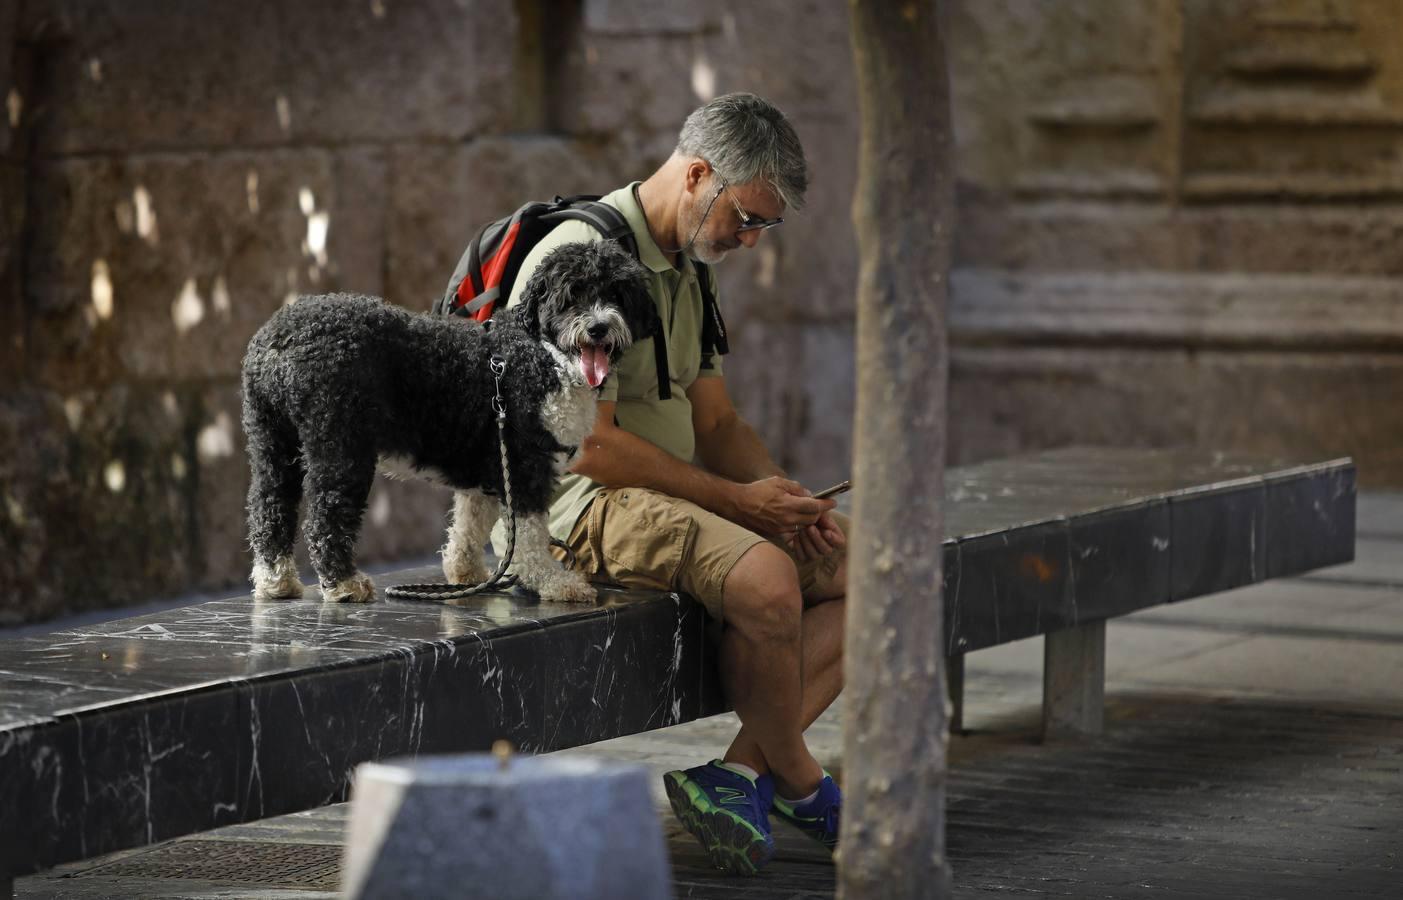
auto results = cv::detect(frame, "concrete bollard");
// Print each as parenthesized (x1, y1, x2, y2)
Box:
(342, 752, 674, 900)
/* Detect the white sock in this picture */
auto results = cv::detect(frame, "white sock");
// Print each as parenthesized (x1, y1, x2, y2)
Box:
(718, 761, 760, 781)
(779, 786, 820, 808)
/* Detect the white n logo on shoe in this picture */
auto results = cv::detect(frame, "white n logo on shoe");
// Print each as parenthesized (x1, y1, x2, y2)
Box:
(715, 786, 749, 807)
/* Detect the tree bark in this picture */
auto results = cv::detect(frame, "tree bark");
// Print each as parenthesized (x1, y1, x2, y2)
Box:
(841, 2, 953, 897)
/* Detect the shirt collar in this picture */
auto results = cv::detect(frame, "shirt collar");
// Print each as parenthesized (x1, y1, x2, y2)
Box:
(611, 182, 680, 275)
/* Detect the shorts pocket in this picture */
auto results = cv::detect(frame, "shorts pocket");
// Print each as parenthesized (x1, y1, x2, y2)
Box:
(596, 489, 698, 592)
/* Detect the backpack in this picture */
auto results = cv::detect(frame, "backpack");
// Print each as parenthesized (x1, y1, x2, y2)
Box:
(438, 195, 728, 401)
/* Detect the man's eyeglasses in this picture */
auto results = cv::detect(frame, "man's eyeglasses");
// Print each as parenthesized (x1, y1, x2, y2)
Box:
(716, 178, 784, 233)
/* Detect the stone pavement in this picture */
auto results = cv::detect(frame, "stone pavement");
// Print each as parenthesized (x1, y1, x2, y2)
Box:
(14, 494, 1402, 899)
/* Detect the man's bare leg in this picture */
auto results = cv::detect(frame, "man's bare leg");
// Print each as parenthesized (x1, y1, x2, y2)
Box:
(718, 544, 846, 798)
(723, 556, 846, 794)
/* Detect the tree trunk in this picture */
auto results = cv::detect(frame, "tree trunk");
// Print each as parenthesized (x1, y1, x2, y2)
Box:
(841, 1, 953, 897)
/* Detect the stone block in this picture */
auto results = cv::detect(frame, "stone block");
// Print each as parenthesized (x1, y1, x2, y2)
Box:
(272, 0, 517, 145)
(948, 346, 1403, 487)
(24, 147, 388, 389)
(1, 1, 29, 163)
(721, 321, 854, 488)
(0, 384, 198, 624)
(713, 106, 859, 326)
(0, 162, 24, 384)
(948, 0, 1180, 196)
(955, 201, 1403, 277)
(344, 755, 672, 900)
(386, 136, 615, 310)
(23, 0, 516, 155)
(583, 0, 714, 35)
(23, 0, 286, 154)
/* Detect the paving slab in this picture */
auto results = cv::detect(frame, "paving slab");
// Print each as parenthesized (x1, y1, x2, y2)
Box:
(1356, 490, 1403, 538)
(1301, 536, 1403, 587)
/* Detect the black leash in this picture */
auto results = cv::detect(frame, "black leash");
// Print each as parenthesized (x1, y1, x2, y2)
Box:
(386, 356, 535, 602)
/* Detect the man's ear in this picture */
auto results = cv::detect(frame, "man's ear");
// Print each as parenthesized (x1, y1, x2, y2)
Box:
(683, 158, 711, 194)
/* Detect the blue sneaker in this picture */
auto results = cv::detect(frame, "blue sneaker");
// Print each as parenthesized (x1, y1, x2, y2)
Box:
(772, 772, 841, 851)
(663, 761, 775, 875)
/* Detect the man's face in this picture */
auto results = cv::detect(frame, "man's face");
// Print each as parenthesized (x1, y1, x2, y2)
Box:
(682, 174, 784, 265)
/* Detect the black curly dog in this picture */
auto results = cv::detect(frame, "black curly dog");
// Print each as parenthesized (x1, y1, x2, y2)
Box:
(240, 241, 654, 603)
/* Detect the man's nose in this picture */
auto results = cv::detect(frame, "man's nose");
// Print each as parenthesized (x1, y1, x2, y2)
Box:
(587, 322, 609, 340)
(738, 229, 763, 249)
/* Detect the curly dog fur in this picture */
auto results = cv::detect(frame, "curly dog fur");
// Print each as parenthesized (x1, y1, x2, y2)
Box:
(240, 241, 654, 603)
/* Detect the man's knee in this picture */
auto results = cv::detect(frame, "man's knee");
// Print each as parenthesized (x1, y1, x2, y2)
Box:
(724, 542, 803, 643)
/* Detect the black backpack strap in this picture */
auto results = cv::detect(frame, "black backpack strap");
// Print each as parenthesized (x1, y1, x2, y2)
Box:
(695, 262, 729, 368)
(541, 202, 639, 260)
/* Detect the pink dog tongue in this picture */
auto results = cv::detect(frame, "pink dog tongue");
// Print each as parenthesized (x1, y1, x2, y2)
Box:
(581, 346, 610, 387)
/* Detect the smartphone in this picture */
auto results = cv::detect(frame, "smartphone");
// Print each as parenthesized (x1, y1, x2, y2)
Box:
(813, 480, 852, 500)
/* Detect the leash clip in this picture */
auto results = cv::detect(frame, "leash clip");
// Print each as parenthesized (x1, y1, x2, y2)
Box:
(490, 355, 507, 420)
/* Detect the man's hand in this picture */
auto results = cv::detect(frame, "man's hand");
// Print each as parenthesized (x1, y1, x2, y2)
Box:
(729, 477, 835, 541)
(792, 508, 846, 562)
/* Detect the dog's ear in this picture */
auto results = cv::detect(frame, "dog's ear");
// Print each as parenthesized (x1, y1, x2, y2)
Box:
(514, 242, 609, 339)
(510, 262, 565, 339)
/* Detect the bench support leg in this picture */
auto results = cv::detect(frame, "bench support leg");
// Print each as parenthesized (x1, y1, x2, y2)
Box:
(946, 654, 965, 734)
(1042, 620, 1105, 741)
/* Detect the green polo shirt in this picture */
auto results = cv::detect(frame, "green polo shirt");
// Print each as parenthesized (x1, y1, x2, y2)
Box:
(501, 183, 724, 542)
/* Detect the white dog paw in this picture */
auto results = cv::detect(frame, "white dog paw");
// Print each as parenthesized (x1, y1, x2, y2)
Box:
(537, 571, 597, 604)
(321, 572, 376, 603)
(251, 557, 304, 600)
(443, 554, 490, 586)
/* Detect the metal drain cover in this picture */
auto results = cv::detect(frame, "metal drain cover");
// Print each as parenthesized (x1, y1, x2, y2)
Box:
(77, 839, 341, 890)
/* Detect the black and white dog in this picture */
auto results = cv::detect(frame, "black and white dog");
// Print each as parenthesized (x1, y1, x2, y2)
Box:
(240, 241, 653, 604)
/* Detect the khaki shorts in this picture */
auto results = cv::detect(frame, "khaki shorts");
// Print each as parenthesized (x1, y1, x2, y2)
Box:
(557, 487, 848, 623)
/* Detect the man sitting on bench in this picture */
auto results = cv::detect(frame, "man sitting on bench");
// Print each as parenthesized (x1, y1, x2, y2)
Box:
(503, 92, 846, 875)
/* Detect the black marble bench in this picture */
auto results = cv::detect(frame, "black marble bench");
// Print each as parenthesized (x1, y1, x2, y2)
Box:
(0, 447, 1355, 890)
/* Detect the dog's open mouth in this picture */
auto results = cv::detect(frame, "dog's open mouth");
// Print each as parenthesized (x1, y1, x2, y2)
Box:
(578, 343, 612, 388)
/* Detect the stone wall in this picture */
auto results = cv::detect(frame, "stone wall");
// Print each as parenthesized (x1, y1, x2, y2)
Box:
(945, 0, 1403, 481)
(3, 0, 1400, 625)
(0, 0, 858, 623)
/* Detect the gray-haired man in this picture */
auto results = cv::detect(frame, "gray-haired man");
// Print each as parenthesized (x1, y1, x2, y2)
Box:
(506, 93, 845, 875)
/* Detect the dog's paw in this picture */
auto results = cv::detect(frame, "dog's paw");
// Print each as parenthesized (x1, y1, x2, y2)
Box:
(321, 572, 376, 603)
(536, 571, 598, 604)
(442, 554, 490, 587)
(251, 557, 304, 600)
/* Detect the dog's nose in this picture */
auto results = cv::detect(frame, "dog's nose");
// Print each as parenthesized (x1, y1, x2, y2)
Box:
(587, 323, 609, 341)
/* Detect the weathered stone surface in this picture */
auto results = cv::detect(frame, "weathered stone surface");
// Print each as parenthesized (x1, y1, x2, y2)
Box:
(722, 322, 855, 489)
(0, 386, 196, 624)
(714, 103, 859, 326)
(949, 347, 1403, 486)
(950, 269, 1403, 349)
(956, 200, 1403, 276)
(273, 0, 517, 146)
(0, 161, 24, 385)
(24, 147, 388, 389)
(0, 0, 20, 161)
(386, 136, 618, 308)
(948, 0, 1180, 197)
(22, 0, 516, 155)
(583, 0, 715, 36)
